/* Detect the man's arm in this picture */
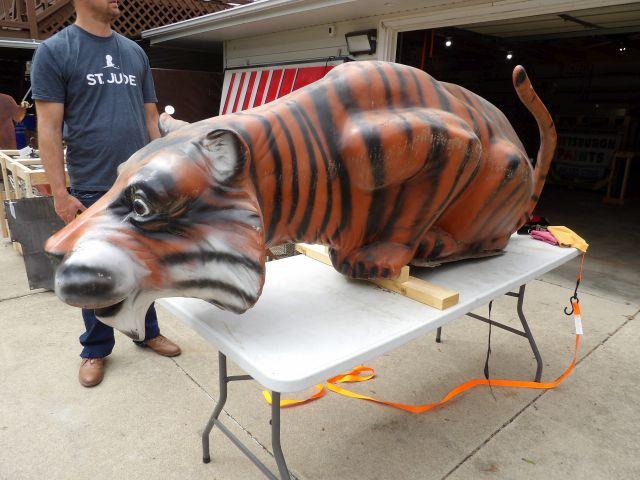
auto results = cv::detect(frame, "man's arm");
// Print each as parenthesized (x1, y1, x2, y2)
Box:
(145, 103, 160, 141)
(36, 100, 85, 223)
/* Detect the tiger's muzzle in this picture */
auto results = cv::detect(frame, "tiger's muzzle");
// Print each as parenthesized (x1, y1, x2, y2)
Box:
(53, 239, 141, 309)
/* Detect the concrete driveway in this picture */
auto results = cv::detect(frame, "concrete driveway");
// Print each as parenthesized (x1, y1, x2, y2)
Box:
(1, 195, 638, 479)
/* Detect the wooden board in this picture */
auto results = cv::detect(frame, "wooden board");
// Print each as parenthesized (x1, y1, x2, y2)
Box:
(295, 243, 459, 310)
(0, 185, 7, 238)
(0, 150, 70, 199)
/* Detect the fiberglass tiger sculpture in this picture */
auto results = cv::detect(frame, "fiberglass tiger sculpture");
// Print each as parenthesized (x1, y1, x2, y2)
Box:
(46, 61, 556, 341)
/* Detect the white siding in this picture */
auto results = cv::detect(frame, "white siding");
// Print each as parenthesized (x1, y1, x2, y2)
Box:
(225, 17, 379, 67)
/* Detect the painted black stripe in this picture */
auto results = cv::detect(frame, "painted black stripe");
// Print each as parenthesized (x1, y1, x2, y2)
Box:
(407, 68, 427, 106)
(485, 184, 530, 240)
(227, 121, 263, 209)
(160, 251, 263, 273)
(378, 112, 415, 240)
(457, 87, 492, 142)
(272, 111, 299, 224)
(379, 184, 407, 241)
(432, 138, 476, 216)
(471, 154, 522, 225)
(288, 104, 319, 239)
(360, 119, 386, 240)
(445, 143, 482, 209)
(250, 114, 283, 243)
(389, 63, 411, 106)
(173, 279, 257, 304)
(453, 86, 482, 136)
(373, 62, 393, 105)
(295, 102, 334, 236)
(432, 78, 452, 111)
(308, 83, 352, 239)
(411, 112, 451, 237)
(515, 68, 527, 87)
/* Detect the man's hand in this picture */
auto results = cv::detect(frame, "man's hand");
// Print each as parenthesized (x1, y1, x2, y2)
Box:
(54, 192, 86, 224)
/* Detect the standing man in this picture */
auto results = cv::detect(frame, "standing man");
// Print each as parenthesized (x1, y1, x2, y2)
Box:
(31, 0, 181, 388)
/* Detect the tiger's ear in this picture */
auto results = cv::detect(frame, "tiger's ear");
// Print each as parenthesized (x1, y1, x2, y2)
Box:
(199, 129, 248, 184)
(159, 112, 190, 137)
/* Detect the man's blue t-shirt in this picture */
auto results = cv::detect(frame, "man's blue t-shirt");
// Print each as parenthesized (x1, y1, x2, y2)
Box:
(31, 25, 157, 191)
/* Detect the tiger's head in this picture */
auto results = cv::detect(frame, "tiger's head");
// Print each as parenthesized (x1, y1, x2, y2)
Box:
(45, 114, 265, 341)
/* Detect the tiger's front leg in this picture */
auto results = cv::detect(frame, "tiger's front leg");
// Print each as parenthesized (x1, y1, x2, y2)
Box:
(329, 243, 414, 279)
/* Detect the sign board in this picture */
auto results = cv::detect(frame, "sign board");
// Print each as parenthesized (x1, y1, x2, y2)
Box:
(553, 132, 622, 185)
(4, 196, 64, 290)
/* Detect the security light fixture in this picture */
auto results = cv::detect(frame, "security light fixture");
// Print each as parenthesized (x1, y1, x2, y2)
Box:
(164, 105, 176, 115)
(506, 51, 513, 60)
(445, 37, 452, 48)
(345, 29, 377, 56)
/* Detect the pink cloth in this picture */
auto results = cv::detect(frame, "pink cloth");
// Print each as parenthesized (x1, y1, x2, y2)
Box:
(530, 230, 558, 246)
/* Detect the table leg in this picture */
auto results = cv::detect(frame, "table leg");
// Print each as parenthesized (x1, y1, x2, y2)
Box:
(201, 354, 289, 479)
(515, 285, 543, 382)
(202, 351, 228, 464)
(435, 327, 442, 343)
(270, 392, 291, 480)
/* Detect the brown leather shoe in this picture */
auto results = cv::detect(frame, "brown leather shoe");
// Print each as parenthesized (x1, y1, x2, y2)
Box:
(141, 335, 181, 357)
(79, 357, 105, 387)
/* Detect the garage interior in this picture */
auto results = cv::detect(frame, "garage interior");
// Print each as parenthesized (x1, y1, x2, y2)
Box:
(396, 3, 640, 302)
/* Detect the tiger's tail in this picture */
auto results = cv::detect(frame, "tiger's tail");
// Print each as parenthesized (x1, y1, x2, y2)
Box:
(512, 65, 557, 223)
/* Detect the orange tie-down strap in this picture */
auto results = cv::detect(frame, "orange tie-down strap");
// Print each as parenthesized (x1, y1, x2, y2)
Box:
(264, 301, 582, 412)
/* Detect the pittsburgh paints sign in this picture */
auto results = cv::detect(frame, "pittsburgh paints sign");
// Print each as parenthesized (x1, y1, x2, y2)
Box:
(553, 132, 622, 182)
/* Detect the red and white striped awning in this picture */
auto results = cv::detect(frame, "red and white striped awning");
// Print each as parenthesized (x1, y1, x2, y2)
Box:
(219, 59, 346, 115)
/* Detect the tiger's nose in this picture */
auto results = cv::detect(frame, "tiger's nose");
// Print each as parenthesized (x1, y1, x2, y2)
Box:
(53, 240, 139, 309)
(55, 263, 120, 307)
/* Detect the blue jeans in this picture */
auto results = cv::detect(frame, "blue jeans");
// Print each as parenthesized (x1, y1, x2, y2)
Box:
(70, 189, 160, 358)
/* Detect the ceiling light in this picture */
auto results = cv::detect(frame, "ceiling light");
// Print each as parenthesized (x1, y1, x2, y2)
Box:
(164, 105, 175, 115)
(506, 51, 513, 60)
(445, 37, 452, 48)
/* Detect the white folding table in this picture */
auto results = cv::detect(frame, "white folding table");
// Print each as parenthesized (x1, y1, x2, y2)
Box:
(159, 234, 579, 479)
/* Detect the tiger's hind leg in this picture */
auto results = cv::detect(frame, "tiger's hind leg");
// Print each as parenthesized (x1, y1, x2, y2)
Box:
(410, 227, 461, 267)
(330, 107, 483, 280)
(410, 228, 509, 266)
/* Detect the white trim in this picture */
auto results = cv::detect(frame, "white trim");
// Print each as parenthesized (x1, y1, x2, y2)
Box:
(143, 0, 357, 44)
(0, 38, 40, 50)
(376, 20, 396, 62)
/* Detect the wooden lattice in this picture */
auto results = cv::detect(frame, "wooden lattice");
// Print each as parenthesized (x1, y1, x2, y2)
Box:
(113, 0, 231, 39)
(1, 0, 246, 40)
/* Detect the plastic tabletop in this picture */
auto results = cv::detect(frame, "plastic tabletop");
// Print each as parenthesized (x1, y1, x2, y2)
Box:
(158, 235, 579, 393)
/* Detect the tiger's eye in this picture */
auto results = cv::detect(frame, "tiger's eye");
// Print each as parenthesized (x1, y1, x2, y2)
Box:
(133, 197, 151, 217)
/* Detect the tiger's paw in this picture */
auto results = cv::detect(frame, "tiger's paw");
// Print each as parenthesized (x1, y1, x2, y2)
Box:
(329, 243, 413, 279)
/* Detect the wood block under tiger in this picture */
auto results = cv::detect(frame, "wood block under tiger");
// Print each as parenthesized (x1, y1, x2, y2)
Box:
(296, 243, 458, 310)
